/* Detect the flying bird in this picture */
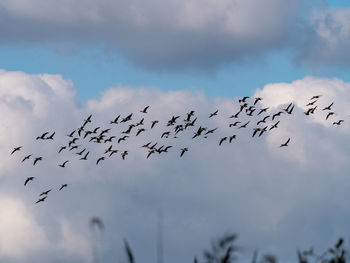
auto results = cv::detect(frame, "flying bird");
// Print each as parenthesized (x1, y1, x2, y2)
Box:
(322, 102, 334, 111)
(219, 137, 227, 146)
(96, 157, 105, 165)
(140, 106, 150, 113)
(33, 157, 43, 166)
(35, 196, 47, 204)
(21, 154, 32, 163)
(58, 160, 69, 168)
(59, 184, 68, 191)
(110, 115, 120, 124)
(39, 189, 52, 196)
(151, 120, 159, 129)
(24, 177, 35, 186)
(209, 110, 218, 118)
(180, 148, 188, 157)
(280, 138, 290, 147)
(11, 146, 22, 155)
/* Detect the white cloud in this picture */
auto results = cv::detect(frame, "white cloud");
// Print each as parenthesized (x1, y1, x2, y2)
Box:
(0, 195, 48, 260)
(1, 70, 350, 262)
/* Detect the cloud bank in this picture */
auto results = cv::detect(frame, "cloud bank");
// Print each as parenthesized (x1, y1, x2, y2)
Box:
(1, 70, 350, 262)
(0, 0, 302, 70)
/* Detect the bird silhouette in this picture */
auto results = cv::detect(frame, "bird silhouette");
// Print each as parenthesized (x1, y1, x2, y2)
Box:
(96, 157, 105, 165)
(11, 146, 22, 155)
(180, 148, 188, 157)
(140, 106, 150, 113)
(280, 138, 290, 147)
(39, 189, 52, 196)
(229, 135, 236, 143)
(58, 160, 69, 168)
(209, 110, 218, 118)
(326, 112, 335, 120)
(80, 151, 90, 160)
(36, 132, 48, 140)
(33, 157, 43, 166)
(322, 102, 334, 111)
(121, 113, 133, 123)
(35, 196, 47, 204)
(24, 177, 35, 186)
(110, 115, 120, 124)
(121, 151, 128, 160)
(59, 184, 68, 191)
(21, 154, 32, 162)
(219, 137, 227, 146)
(151, 120, 159, 129)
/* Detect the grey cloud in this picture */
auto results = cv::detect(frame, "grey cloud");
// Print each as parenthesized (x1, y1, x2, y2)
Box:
(0, 0, 301, 70)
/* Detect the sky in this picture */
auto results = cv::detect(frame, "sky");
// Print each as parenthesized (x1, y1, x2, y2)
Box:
(2, 0, 350, 262)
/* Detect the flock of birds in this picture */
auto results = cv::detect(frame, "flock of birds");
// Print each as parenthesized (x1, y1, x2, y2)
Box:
(10, 94, 345, 204)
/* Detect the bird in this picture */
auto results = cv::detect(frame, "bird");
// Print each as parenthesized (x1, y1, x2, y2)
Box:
(58, 160, 69, 168)
(306, 100, 317, 106)
(35, 196, 47, 204)
(151, 120, 159, 129)
(229, 112, 240, 118)
(310, 95, 321, 100)
(257, 107, 269, 115)
(161, 131, 170, 138)
(239, 96, 249, 103)
(140, 106, 150, 113)
(83, 114, 92, 126)
(280, 138, 290, 147)
(121, 151, 128, 160)
(209, 110, 218, 118)
(46, 132, 55, 140)
(58, 146, 66, 153)
(333, 120, 344, 125)
(322, 102, 334, 111)
(283, 103, 293, 112)
(36, 132, 48, 140)
(39, 189, 52, 196)
(269, 121, 280, 130)
(229, 122, 241, 127)
(219, 137, 227, 146)
(136, 118, 144, 126)
(109, 150, 118, 157)
(80, 151, 90, 160)
(76, 148, 86, 155)
(257, 116, 270, 125)
(11, 146, 22, 155)
(118, 136, 129, 143)
(110, 115, 120, 124)
(326, 112, 335, 120)
(205, 128, 218, 135)
(67, 130, 76, 137)
(272, 111, 283, 120)
(59, 184, 68, 191)
(286, 105, 294, 114)
(229, 135, 236, 143)
(24, 177, 35, 186)
(96, 157, 105, 165)
(254, 97, 262, 105)
(121, 113, 133, 123)
(33, 157, 43, 166)
(21, 154, 32, 163)
(238, 121, 250, 129)
(180, 148, 188, 157)
(252, 128, 261, 137)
